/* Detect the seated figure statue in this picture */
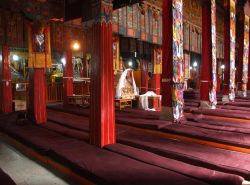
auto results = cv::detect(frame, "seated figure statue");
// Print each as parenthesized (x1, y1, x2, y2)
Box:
(116, 68, 138, 99)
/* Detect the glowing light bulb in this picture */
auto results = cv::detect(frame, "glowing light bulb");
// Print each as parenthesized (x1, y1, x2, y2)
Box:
(72, 42, 80, 50)
(61, 58, 66, 66)
(221, 64, 225, 69)
(13, 55, 19, 61)
(193, 61, 198, 67)
(128, 61, 133, 67)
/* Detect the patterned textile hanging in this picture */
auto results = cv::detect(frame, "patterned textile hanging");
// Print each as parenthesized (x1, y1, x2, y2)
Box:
(27, 22, 52, 69)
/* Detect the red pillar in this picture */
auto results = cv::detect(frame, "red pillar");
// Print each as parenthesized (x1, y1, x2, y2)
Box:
(1, 45, 12, 113)
(236, 13, 244, 95)
(89, 0, 115, 148)
(222, 0, 230, 102)
(161, 0, 173, 110)
(248, 27, 250, 93)
(150, 74, 161, 95)
(161, 0, 184, 122)
(28, 69, 47, 124)
(140, 60, 148, 94)
(200, 0, 212, 107)
(63, 50, 73, 104)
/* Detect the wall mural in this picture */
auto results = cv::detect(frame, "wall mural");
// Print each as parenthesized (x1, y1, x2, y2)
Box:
(242, 16, 249, 97)
(113, 4, 162, 45)
(210, 0, 217, 107)
(172, 0, 184, 122)
(229, 0, 236, 101)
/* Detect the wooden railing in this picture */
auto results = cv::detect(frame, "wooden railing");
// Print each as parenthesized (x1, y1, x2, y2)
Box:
(12, 81, 91, 103)
(73, 81, 90, 95)
(47, 81, 90, 103)
(47, 83, 63, 102)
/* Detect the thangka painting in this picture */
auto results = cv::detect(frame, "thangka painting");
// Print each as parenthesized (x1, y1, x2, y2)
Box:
(112, 4, 161, 44)
(152, 17, 158, 43)
(229, 0, 236, 101)
(27, 23, 52, 68)
(127, 6, 133, 29)
(172, 0, 184, 122)
(210, 0, 217, 107)
(242, 16, 249, 97)
(112, 9, 119, 33)
(133, 4, 139, 38)
(0, 11, 4, 45)
(154, 49, 162, 74)
(184, 53, 190, 79)
(183, 22, 190, 50)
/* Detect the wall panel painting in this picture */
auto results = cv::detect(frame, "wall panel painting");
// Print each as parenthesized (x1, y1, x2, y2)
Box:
(210, 0, 217, 107)
(242, 16, 249, 96)
(229, 0, 236, 100)
(172, 0, 184, 122)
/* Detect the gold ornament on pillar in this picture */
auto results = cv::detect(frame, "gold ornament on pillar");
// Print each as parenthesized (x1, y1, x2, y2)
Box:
(154, 49, 162, 74)
(27, 21, 52, 68)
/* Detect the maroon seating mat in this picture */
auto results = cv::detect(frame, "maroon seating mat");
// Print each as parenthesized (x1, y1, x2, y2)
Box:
(48, 106, 250, 149)
(191, 108, 250, 120)
(0, 114, 213, 185)
(0, 169, 16, 185)
(185, 117, 250, 134)
(218, 101, 250, 108)
(46, 110, 250, 181)
(217, 105, 250, 112)
(105, 144, 243, 185)
(117, 129, 250, 181)
(47, 110, 89, 132)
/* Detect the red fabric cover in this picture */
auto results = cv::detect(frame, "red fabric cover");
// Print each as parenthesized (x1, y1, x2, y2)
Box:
(63, 50, 73, 104)
(1, 45, 12, 113)
(223, 0, 230, 95)
(90, 19, 115, 147)
(140, 60, 148, 94)
(248, 26, 250, 90)
(0, 114, 211, 185)
(105, 143, 244, 185)
(161, 0, 172, 106)
(200, 0, 212, 101)
(192, 107, 250, 120)
(236, 14, 245, 89)
(1, 111, 250, 183)
(29, 69, 47, 124)
(150, 74, 161, 95)
(0, 169, 16, 185)
(117, 129, 250, 181)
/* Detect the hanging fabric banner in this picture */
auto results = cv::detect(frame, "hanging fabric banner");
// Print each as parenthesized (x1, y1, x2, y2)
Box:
(28, 22, 52, 68)
(172, 0, 184, 121)
(242, 16, 249, 97)
(229, 0, 236, 100)
(210, 0, 217, 107)
(154, 49, 162, 74)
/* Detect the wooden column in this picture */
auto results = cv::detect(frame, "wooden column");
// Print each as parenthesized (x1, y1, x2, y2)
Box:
(222, 0, 231, 102)
(140, 60, 148, 94)
(1, 45, 12, 113)
(150, 74, 161, 95)
(63, 50, 73, 104)
(236, 10, 245, 95)
(248, 26, 250, 93)
(89, 0, 115, 148)
(200, 0, 217, 108)
(27, 23, 51, 124)
(28, 69, 47, 124)
(223, 0, 237, 101)
(161, 0, 184, 122)
(241, 16, 249, 97)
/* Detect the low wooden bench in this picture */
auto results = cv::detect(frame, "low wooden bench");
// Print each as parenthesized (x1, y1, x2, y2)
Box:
(115, 99, 132, 110)
(68, 95, 84, 106)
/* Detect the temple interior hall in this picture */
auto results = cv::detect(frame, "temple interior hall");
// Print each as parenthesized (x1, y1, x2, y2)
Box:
(2, 0, 250, 185)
